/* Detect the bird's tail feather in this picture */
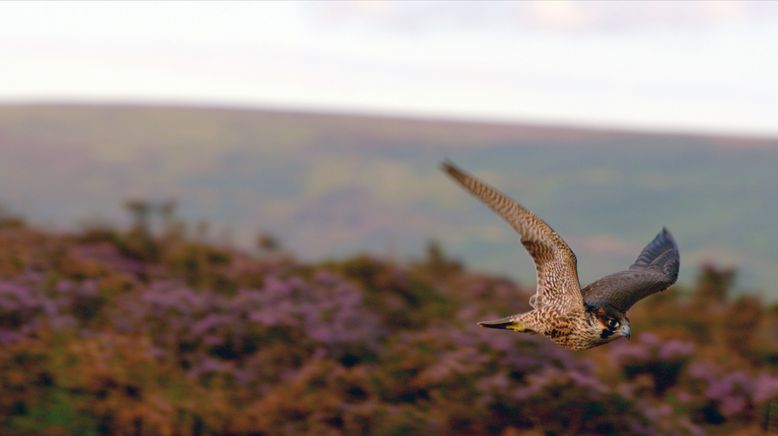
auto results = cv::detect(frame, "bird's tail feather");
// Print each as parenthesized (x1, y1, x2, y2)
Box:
(478, 315, 536, 333)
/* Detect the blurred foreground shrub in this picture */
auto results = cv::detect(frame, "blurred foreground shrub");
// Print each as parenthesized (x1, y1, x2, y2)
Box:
(0, 221, 776, 434)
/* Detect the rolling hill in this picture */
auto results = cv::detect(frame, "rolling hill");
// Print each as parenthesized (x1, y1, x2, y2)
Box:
(1, 103, 777, 295)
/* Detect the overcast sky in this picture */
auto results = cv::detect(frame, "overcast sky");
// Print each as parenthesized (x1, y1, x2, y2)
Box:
(1, 1, 777, 136)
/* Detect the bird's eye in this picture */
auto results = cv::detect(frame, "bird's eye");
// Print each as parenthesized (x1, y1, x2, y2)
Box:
(608, 319, 619, 329)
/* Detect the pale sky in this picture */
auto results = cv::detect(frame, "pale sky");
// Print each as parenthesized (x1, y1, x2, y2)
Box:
(2, 1, 778, 135)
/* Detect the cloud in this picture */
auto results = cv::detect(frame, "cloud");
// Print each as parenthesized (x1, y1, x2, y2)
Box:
(304, 1, 778, 34)
(0, 2, 776, 136)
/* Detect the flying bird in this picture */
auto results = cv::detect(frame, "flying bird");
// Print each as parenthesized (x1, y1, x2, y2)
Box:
(442, 161, 679, 350)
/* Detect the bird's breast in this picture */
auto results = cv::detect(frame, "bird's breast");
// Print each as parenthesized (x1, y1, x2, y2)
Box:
(538, 312, 598, 350)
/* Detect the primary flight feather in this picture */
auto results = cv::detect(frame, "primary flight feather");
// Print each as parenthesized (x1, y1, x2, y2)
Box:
(442, 161, 679, 350)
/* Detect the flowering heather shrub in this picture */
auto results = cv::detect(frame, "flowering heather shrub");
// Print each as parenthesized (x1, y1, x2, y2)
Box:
(513, 368, 653, 435)
(0, 224, 776, 434)
(684, 362, 778, 426)
(610, 333, 696, 394)
(0, 275, 105, 345)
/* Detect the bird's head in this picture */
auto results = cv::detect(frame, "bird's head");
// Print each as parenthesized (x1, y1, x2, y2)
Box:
(586, 304, 630, 343)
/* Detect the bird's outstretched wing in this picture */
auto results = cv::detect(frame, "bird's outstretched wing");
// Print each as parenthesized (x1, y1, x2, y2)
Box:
(442, 161, 583, 311)
(582, 228, 679, 313)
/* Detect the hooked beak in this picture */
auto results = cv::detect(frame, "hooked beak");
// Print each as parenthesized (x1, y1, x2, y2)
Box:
(622, 324, 631, 340)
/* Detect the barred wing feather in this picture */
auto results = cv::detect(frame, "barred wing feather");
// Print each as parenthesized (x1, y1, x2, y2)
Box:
(442, 161, 584, 311)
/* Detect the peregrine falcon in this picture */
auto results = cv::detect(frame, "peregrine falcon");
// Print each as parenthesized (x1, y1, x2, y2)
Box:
(442, 161, 679, 350)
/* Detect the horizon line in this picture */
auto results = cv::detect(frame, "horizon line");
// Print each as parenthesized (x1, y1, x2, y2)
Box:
(2, 97, 777, 143)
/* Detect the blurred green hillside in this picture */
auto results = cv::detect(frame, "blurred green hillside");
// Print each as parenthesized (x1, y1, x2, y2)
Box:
(1, 104, 777, 295)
